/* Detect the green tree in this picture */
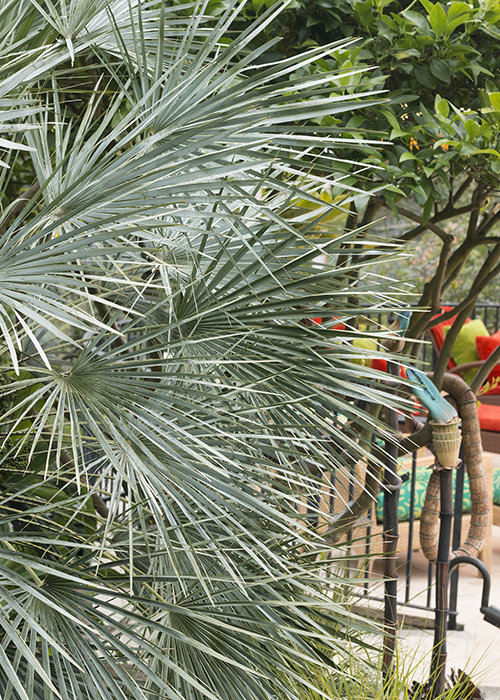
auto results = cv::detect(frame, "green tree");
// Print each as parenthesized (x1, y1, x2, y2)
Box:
(231, 0, 500, 389)
(0, 1, 408, 698)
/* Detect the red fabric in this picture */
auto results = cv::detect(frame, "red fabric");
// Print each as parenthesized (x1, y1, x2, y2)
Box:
(371, 358, 407, 378)
(476, 331, 500, 394)
(312, 317, 345, 330)
(428, 306, 461, 370)
(476, 331, 500, 359)
(428, 306, 475, 371)
(477, 403, 500, 432)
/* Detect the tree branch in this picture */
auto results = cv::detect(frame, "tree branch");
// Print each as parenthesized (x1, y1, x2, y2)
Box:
(372, 197, 454, 243)
(432, 300, 476, 390)
(420, 247, 500, 336)
(431, 236, 452, 315)
(477, 205, 500, 237)
(437, 201, 481, 222)
(360, 197, 381, 228)
(395, 223, 426, 243)
(431, 249, 500, 388)
(405, 236, 453, 350)
(450, 175, 473, 208)
(444, 236, 500, 288)
(465, 191, 483, 240)
(470, 343, 500, 395)
(0, 181, 40, 236)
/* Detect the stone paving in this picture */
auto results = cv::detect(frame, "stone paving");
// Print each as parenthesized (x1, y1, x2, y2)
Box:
(397, 536, 500, 692)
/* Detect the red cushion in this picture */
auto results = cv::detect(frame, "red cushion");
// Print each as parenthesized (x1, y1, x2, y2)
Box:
(371, 358, 407, 378)
(476, 331, 500, 394)
(476, 331, 500, 359)
(312, 317, 345, 330)
(478, 403, 500, 432)
(428, 306, 462, 369)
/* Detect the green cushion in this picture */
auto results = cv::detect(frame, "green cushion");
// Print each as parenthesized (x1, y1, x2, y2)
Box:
(494, 467, 500, 506)
(376, 466, 500, 524)
(446, 319, 489, 385)
(351, 338, 378, 365)
(376, 466, 472, 523)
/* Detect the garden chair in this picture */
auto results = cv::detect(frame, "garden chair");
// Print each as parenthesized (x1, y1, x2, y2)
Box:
(428, 306, 500, 454)
(426, 308, 500, 529)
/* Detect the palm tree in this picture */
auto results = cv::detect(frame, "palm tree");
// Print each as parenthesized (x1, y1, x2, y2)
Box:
(0, 1, 409, 697)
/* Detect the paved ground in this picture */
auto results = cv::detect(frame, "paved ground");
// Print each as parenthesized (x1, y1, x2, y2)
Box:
(397, 537, 500, 690)
(358, 451, 500, 693)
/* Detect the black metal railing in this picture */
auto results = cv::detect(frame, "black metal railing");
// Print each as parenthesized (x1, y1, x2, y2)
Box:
(323, 302, 500, 625)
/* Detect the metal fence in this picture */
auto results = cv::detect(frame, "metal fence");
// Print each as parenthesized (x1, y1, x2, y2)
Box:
(321, 301, 500, 626)
(469, 302, 500, 331)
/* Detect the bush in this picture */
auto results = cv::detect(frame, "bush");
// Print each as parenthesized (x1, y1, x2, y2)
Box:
(0, 1, 410, 697)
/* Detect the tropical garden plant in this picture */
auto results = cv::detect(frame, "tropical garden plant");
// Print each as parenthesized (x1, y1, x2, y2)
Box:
(0, 0, 414, 697)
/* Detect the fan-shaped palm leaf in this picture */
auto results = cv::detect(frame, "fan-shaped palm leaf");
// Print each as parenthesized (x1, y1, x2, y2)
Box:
(0, 1, 410, 697)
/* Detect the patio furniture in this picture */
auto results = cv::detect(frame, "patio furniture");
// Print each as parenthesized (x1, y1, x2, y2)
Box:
(428, 306, 500, 455)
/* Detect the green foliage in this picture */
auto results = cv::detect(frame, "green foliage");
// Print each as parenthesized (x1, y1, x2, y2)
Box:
(230, 0, 500, 208)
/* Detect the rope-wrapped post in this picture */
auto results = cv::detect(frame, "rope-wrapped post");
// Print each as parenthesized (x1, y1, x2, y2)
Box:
(401, 369, 490, 695)
(419, 373, 489, 563)
(413, 373, 489, 696)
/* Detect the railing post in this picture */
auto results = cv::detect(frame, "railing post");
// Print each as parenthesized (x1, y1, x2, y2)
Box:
(404, 450, 417, 603)
(429, 464, 455, 697)
(382, 362, 402, 685)
(448, 447, 465, 630)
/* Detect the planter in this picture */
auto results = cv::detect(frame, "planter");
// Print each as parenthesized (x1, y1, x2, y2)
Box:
(430, 416, 461, 435)
(431, 417, 462, 468)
